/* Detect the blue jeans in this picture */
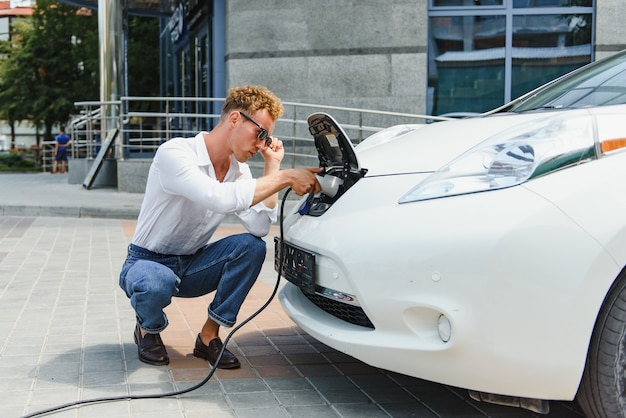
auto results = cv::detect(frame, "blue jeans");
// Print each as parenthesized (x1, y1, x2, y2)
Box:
(119, 233, 266, 333)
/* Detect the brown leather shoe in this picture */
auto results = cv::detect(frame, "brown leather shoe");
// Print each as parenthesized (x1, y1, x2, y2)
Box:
(193, 335, 240, 369)
(133, 325, 169, 366)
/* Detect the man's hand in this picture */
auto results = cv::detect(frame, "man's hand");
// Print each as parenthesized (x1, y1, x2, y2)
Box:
(253, 167, 323, 207)
(260, 136, 284, 168)
(289, 167, 323, 196)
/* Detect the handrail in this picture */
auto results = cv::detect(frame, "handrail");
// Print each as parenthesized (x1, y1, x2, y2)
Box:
(57, 96, 452, 173)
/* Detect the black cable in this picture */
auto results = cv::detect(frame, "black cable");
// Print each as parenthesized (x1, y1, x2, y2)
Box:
(22, 188, 292, 418)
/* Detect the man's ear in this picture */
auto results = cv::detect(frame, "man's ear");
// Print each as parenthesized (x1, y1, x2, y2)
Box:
(227, 110, 240, 127)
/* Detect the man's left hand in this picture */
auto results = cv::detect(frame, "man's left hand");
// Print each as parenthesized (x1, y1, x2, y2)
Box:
(261, 136, 285, 165)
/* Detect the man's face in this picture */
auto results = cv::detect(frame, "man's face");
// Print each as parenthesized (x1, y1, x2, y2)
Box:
(233, 109, 275, 162)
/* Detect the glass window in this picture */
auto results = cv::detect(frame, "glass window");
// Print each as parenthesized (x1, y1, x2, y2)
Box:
(511, 14, 591, 99)
(433, 0, 503, 6)
(0, 17, 9, 41)
(513, 0, 592, 8)
(429, 15, 506, 115)
(427, 2, 594, 115)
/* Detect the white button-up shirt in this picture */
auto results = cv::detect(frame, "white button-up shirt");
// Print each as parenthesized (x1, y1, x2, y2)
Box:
(131, 132, 277, 255)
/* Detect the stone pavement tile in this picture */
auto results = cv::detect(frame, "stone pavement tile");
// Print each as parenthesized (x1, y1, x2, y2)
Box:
(221, 377, 268, 394)
(185, 411, 235, 418)
(28, 387, 81, 407)
(0, 388, 31, 407)
(307, 376, 371, 404)
(420, 394, 497, 418)
(381, 402, 439, 418)
(128, 381, 176, 397)
(282, 405, 339, 418)
(213, 365, 258, 381)
(75, 400, 131, 418)
(264, 377, 312, 392)
(22, 407, 79, 418)
(237, 341, 279, 357)
(227, 391, 281, 409)
(83, 370, 127, 387)
(235, 408, 289, 418)
(283, 352, 329, 366)
(171, 367, 213, 382)
(128, 397, 184, 416)
(295, 363, 343, 378)
(360, 385, 417, 404)
(126, 366, 172, 385)
(178, 392, 230, 411)
(273, 389, 326, 407)
(334, 403, 392, 418)
(0, 376, 33, 392)
(546, 402, 590, 418)
(245, 352, 290, 367)
(253, 364, 300, 379)
(80, 383, 128, 400)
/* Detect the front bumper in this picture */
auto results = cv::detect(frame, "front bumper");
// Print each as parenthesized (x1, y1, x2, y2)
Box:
(278, 174, 619, 400)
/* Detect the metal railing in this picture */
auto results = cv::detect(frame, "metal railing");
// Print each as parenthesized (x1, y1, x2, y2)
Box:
(55, 96, 451, 173)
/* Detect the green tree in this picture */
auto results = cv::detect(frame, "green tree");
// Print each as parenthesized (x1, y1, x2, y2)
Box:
(0, 1, 98, 145)
(0, 3, 160, 145)
(0, 18, 32, 148)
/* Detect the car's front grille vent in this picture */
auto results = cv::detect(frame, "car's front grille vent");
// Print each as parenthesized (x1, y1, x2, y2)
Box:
(302, 291, 375, 329)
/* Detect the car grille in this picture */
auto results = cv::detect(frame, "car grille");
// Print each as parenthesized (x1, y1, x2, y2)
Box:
(302, 290, 375, 329)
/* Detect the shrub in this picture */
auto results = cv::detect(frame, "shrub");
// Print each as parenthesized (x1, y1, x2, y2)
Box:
(0, 152, 41, 172)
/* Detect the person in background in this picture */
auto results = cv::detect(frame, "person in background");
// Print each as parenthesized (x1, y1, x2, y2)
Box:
(52, 127, 71, 174)
(119, 85, 321, 368)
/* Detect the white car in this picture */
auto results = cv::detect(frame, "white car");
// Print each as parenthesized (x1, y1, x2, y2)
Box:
(276, 50, 626, 418)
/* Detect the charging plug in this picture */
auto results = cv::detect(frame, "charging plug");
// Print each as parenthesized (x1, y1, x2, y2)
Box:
(315, 174, 343, 198)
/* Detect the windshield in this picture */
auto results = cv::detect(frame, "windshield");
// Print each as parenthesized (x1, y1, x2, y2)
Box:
(509, 50, 626, 112)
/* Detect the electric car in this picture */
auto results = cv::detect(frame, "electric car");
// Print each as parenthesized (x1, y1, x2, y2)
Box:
(276, 49, 626, 418)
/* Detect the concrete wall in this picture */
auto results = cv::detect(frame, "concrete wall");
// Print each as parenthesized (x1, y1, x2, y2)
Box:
(67, 158, 150, 193)
(595, 0, 626, 61)
(68, 158, 117, 188)
(224, 0, 428, 116)
(116, 159, 152, 193)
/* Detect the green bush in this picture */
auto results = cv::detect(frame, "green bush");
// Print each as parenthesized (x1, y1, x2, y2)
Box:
(0, 152, 41, 172)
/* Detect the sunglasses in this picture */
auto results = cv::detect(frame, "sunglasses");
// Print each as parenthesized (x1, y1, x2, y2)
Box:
(239, 112, 272, 148)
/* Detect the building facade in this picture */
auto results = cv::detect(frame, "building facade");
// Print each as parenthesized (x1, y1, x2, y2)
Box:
(163, 0, 626, 119)
(5, 1, 626, 154)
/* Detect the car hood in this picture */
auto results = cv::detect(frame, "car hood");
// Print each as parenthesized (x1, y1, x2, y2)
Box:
(355, 112, 552, 177)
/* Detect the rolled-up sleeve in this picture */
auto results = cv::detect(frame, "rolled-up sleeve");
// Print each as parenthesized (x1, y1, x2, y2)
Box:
(236, 202, 277, 237)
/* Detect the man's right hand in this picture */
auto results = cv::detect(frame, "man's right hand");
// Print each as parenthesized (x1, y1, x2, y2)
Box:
(253, 167, 323, 207)
(289, 168, 323, 196)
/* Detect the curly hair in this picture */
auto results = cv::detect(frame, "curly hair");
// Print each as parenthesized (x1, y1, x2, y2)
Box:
(221, 85, 284, 121)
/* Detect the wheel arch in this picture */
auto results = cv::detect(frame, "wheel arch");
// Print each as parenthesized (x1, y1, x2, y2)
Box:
(575, 264, 626, 418)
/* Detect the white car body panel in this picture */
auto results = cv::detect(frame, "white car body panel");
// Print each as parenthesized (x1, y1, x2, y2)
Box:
(278, 107, 626, 400)
(357, 114, 542, 176)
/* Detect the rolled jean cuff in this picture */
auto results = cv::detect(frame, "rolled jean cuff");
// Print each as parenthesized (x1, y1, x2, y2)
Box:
(208, 308, 234, 328)
(138, 317, 169, 334)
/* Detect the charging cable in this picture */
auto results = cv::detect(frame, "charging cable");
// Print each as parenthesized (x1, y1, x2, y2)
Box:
(22, 188, 292, 418)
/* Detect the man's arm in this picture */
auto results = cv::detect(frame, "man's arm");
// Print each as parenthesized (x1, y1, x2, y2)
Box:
(252, 167, 321, 208)
(252, 137, 321, 208)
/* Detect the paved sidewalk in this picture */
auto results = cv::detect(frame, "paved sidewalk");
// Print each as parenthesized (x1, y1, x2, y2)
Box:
(0, 174, 585, 417)
(0, 172, 144, 219)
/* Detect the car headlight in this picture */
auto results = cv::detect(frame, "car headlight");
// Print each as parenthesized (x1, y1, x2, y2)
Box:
(399, 112, 597, 203)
